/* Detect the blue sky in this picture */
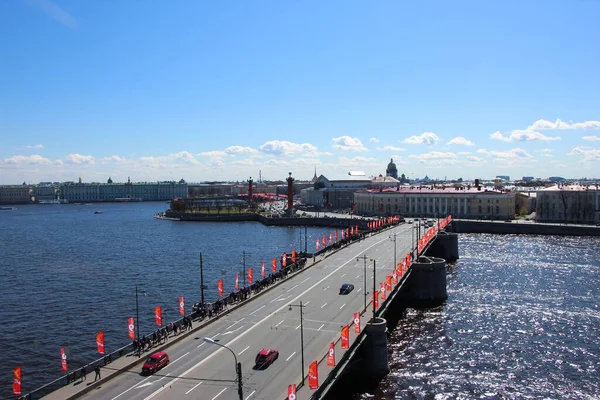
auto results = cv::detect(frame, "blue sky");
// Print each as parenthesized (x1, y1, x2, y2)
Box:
(1, 0, 599, 184)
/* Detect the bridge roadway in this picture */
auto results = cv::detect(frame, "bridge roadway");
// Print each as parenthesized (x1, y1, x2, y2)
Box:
(80, 224, 416, 400)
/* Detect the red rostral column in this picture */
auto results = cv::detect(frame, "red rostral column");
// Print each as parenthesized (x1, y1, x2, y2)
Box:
(248, 177, 253, 204)
(286, 172, 294, 211)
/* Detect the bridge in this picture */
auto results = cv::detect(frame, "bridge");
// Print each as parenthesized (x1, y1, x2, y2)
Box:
(37, 217, 454, 400)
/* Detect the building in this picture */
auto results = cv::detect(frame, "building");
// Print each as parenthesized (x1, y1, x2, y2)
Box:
(385, 159, 398, 179)
(60, 180, 188, 202)
(522, 176, 535, 182)
(354, 185, 516, 219)
(33, 184, 58, 202)
(0, 185, 32, 204)
(496, 175, 510, 181)
(300, 171, 373, 208)
(536, 185, 600, 223)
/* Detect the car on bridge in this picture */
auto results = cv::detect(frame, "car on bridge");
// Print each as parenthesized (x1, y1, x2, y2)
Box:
(255, 348, 279, 368)
(142, 351, 169, 375)
(339, 283, 354, 295)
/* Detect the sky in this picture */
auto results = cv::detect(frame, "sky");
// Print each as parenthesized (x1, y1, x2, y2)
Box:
(1, 0, 600, 185)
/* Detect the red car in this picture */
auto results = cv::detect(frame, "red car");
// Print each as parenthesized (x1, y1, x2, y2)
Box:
(255, 348, 279, 367)
(142, 351, 169, 374)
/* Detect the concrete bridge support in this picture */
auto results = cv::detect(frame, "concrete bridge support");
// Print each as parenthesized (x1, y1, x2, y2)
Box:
(363, 317, 390, 378)
(425, 231, 459, 262)
(406, 256, 448, 307)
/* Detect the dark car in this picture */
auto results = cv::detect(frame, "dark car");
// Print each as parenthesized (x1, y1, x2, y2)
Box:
(142, 351, 169, 375)
(339, 283, 354, 295)
(255, 349, 279, 367)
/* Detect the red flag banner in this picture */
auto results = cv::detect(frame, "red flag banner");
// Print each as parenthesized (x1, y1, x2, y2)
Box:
(322, 236, 326, 247)
(128, 317, 135, 340)
(292, 250, 297, 263)
(335, 230, 339, 242)
(13, 366, 21, 396)
(386, 275, 392, 291)
(380, 282, 386, 300)
(96, 331, 105, 354)
(235, 274, 239, 291)
(248, 268, 253, 284)
(261, 262, 265, 278)
(392, 271, 398, 285)
(272, 257, 277, 272)
(60, 348, 68, 372)
(354, 312, 361, 334)
(282, 253, 287, 267)
(316, 240, 320, 251)
(327, 342, 335, 366)
(308, 361, 319, 390)
(288, 384, 297, 399)
(155, 305, 162, 326)
(218, 280, 224, 297)
(373, 291, 379, 309)
(329, 234, 333, 245)
(179, 296, 185, 316)
(341, 325, 349, 349)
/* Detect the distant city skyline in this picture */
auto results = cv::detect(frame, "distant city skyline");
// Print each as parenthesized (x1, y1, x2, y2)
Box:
(1, 1, 599, 184)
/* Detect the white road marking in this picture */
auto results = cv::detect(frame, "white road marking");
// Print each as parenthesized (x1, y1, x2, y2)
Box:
(225, 318, 245, 330)
(136, 382, 152, 389)
(304, 301, 310, 306)
(301, 277, 311, 284)
(239, 346, 250, 355)
(286, 284, 299, 292)
(355, 274, 360, 279)
(340, 273, 346, 277)
(357, 288, 362, 293)
(111, 376, 152, 399)
(295, 324, 301, 330)
(212, 388, 227, 399)
(155, 352, 189, 382)
(197, 342, 205, 348)
(320, 302, 327, 309)
(317, 324, 325, 331)
(340, 303, 345, 310)
(245, 390, 256, 400)
(142, 236, 390, 400)
(222, 326, 245, 335)
(275, 320, 284, 327)
(249, 305, 266, 315)
(286, 351, 296, 361)
(269, 294, 283, 304)
(185, 381, 202, 395)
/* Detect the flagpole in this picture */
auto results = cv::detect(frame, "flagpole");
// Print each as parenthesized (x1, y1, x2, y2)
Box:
(135, 286, 141, 357)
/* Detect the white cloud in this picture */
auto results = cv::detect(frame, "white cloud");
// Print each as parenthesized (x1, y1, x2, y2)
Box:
(529, 118, 600, 130)
(172, 151, 200, 164)
(458, 151, 472, 155)
(465, 156, 486, 165)
(448, 136, 475, 146)
(369, 137, 380, 143)
(259, 140, 318, 156)
(224, 146, 258, 155)
(230, 159, 256, 166)
(101, 155, 126, 163)
(402, 132, 440, 145)
(477, 148, 533, 160)
(568, 146, 600, 163)
(25, 144, 44, 149)
(25, 0, 78, 29)
(490, 129, 560, 142)
(66, 153, 95, 164)
(409, 151, 457, 160)
(582, 135, 600, 142)
(331, 136, 368, 152)
(3, 154, 53, 165)
(337, 156, 379, 167)
(376, 145, 405, 152)
(198, 150, 228, 158)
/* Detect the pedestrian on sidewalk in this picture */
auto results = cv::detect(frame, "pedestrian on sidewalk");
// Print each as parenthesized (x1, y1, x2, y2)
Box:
(80, 367, 86, 382)
(94, 365, 101, 381)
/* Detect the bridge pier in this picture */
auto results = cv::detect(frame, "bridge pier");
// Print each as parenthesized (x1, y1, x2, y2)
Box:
(425, 231, 459, 262)
(406, 256, 448, 307)
(363, 317, 390, 378)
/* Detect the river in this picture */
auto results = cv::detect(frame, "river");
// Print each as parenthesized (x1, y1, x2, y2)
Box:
(2, 204, 599, 399)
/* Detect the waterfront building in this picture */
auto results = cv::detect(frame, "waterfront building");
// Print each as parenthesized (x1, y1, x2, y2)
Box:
(354, 186, 516, 219)
(60, 180, 188, 202)
(0, 185, 32, 204)
(496, 175, 510, 181)
(300, 171, 372, 208)
(536, 185, 600, 223)
(33, 184, 57, 202)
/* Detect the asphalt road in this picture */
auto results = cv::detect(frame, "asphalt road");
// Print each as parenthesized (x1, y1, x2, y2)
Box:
(81, 224, 417, 400)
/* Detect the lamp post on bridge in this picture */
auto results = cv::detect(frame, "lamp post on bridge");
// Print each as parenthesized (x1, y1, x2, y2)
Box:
(289, 302, 305, 386)
(203, 337, 243, 400)
(356, 255, 369, 314)
(389, 232, 398, 271)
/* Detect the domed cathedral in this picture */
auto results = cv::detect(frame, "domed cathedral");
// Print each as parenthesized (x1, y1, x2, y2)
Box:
(386, 158, 398, 179)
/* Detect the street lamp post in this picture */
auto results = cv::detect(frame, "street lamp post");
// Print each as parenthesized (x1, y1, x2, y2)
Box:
(135, 286, 141, 357)
(389, 232, 397, 270)
(203, 337, 243, 400)
(371, 259, 376, 321)
(356, 255, 368, 313)
(289, 302, 305, 386)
